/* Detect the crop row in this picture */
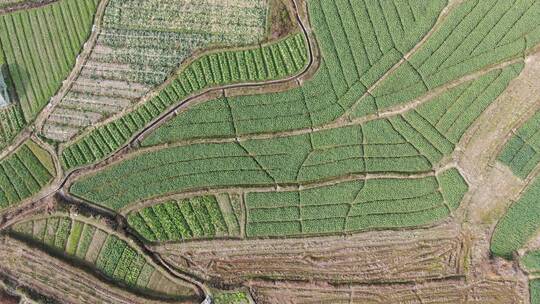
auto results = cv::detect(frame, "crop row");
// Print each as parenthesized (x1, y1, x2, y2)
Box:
(244, 168, 466, 237)
(0, 139, 55, 211)
(499, 110, 540, 179)
(491, 175, 540, 259)
(0, 0, 98, 121)
(60, 33, 308, 170)
(10, 215, 194, 297)
(127, 194, 242, 242)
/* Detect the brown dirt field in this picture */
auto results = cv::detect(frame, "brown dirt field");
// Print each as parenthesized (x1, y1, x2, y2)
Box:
(249, 279, 525, 304)
(0, 288, 19, 304)
(265, 0, 298, 42)
(154, 223, 469, 286)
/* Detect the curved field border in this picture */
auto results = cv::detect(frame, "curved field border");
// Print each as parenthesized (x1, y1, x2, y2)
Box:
(9, 212, 206, 301)
(48, 0, 317, 174)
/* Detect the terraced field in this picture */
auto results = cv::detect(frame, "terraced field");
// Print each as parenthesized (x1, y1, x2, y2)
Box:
(9, 214, 201, 299)
(1, 0, 540, 303)
(41, 0, 270, 142)
(155, 224, 468, 284)
(60, 33, 308, 170)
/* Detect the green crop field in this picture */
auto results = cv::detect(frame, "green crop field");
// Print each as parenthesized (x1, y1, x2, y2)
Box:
(0, 0, 98, 120)
(499, 110, 540, 179)
(0, 139, 55, 211)
(1, 0, 540, 303)
(491, 176, 540, 259)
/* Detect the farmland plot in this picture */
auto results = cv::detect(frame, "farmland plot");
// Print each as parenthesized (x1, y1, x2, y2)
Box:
(42, 0, 269, 142)
(0, 0, 97, 151)
(60, 33, 308, 170)
(0, 139, 55, 212)
(127, 195, 242, 242)
(0, 235, 199, 304)
(491, 176, 540, 259)
(9, 214, 201, 299)
(0, 0, 99, 121)
(499, 110, 540, 179)
(154, 224, 468, 284)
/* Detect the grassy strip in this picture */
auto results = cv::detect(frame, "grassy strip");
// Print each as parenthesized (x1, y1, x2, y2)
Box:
(491, 176, 540, 259)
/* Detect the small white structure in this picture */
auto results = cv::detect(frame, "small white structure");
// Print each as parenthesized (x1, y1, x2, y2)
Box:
(0, 67, 9, 107)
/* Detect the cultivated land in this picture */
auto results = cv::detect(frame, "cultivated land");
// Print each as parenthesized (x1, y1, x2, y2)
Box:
(0, 0, 540, 303)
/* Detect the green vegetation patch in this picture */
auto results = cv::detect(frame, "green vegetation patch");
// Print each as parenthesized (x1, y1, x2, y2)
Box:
(0, 139, 55, 211)
(213, 291, 251, 304)
(0, 0, 98, 120)
(491, 176, 540, 259)
(499, 110, 540, 179)
(128, 195, 241, 242)
(244, 168, 466, 237)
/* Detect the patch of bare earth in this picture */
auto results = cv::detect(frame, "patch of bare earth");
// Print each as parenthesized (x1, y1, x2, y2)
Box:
(154, 223, 468, 285)
(248, 279, 524, 304)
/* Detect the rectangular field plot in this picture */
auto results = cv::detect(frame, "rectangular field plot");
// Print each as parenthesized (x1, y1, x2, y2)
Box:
(155, 224, 467, 284)
(0, 139, 55, 211)
(127, 194, 242, 242)
(499, 111, 540, 179)
(245, 168, 467, 237)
